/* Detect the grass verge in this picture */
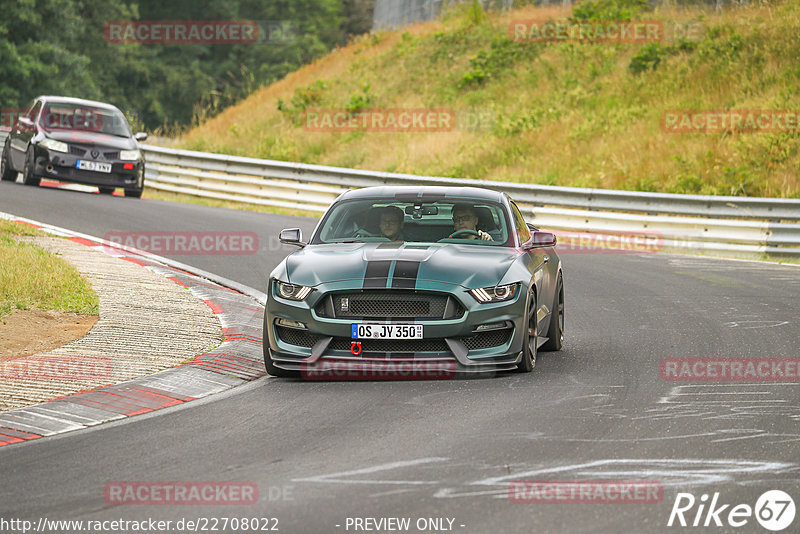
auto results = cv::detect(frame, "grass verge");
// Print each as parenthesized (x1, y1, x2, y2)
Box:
(179, 0, 800, 198)
(0, 220, 99, 318)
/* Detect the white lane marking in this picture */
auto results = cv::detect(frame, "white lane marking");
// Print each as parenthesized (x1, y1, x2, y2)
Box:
(470, 459, 796, 488)
(369, 488, 416, 498)
(292, 457, 448, 485)
(723, 320, 789, 328)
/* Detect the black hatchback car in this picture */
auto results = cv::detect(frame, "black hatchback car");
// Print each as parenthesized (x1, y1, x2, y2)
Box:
(1, 96, 147, 197)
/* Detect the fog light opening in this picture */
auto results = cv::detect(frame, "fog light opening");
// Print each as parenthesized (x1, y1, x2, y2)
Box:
(474, 321, 507, 333)
(276, 318, 307, 330)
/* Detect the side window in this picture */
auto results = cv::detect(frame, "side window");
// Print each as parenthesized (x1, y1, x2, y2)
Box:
(511, 203, 530, 245)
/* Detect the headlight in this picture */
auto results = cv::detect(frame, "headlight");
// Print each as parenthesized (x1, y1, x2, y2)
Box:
(275, 280, 312, 301)
(120, 149, 141, 161)
(470, 283, 519, 303)
(40, 138, 68, 153)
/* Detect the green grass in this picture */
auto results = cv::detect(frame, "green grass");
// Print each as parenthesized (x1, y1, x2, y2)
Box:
(0, 220, 99, 318)
(177, 0, 800, 198)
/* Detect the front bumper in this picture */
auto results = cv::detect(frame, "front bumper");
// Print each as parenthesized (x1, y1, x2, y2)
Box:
(34, 146, 143, 188)
(264, 279, 527, 374)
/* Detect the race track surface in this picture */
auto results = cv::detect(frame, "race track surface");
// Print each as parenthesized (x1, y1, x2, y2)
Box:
(1, 181, 799, 533)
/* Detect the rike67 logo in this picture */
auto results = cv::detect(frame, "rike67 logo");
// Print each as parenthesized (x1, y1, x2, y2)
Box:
(668, 490, 795, 531)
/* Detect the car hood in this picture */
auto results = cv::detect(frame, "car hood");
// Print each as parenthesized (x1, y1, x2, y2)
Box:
(41, 130, 136, 150)
(285, 242, 518, 289)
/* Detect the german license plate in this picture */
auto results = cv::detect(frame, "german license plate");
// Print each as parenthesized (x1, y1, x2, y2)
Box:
(77, 160, 112, 173)
(351, 324, 423, 339)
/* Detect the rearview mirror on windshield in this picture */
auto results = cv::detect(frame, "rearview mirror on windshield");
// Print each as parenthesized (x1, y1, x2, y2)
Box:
(404, 205, 439, 218)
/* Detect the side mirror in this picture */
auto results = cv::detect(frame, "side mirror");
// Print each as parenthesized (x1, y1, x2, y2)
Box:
(280, 228, 305, 247)
(524, 231, 557, 249)
(17, 117, 33, 130)
(134, 132, 148, 142)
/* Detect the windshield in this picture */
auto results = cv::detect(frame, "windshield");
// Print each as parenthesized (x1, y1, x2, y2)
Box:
(39, 103, 132, 137)
(312, 198, 511, 246)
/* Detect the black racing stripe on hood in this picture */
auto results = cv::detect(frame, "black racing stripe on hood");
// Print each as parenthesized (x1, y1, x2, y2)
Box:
(391, 260, 421, 289)
(363, 260, 392, 288)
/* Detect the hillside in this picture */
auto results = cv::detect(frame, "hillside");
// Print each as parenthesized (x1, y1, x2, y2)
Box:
(180, 1, 800, 198)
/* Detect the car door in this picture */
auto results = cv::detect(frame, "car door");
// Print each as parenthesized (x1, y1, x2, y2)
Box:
(10, 99, 41, 169)
(511, 201, 554, 332)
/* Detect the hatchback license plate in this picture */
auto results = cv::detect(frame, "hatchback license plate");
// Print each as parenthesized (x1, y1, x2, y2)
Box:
(351, 324, 423, 339)
(77, 160, 112, 173)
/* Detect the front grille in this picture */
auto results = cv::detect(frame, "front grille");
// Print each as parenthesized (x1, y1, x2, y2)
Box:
(462, 328, 513, 350)
(276, 326, 319, 348)
(317, 291, 463, 320)
(277, 326, 511, 354)
(331, 337, 449, 353)
(70, 146, 86, 156)
(104, 151, 120, 160)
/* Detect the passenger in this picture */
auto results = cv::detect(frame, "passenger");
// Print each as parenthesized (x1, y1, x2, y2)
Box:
(379, 206, 405, 241)
(450, 203, 493, 241)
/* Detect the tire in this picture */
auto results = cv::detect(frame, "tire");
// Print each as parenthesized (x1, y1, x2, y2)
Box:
(262, 313, 300, 378)
(1, 143, 16, 182)
(22, 147, 40, 187)
(124, 166, 144, 198)
(541, 274, 564, 352)
(516, 291, 537, 373)
(98, 187, 115, 195)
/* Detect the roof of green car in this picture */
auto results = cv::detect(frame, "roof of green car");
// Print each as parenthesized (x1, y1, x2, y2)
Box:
(338, 186, 507, 203)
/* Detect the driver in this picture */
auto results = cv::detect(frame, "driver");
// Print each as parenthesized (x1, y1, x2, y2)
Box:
(450, 203, 492, 241)
(379, 206, 405, 241)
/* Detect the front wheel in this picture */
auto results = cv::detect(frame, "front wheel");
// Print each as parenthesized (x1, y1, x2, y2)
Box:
(1, 143, 16, 181)
(22, 148, 40, 187)
(541, 274, 564, 352)
(124, 167, 144, 198)
(98, 187, 115, 195)
(516, 292, 537, 373)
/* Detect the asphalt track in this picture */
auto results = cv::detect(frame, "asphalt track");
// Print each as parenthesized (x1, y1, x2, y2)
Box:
(1, 180, 799, 533)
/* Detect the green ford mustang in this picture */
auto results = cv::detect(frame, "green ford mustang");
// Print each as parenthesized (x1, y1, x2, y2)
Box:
(263, 186, 564, 378)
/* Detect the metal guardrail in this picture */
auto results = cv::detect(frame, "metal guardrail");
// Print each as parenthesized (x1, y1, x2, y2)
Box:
(2, 129, 798, 259)
(140, 144, 800, 259)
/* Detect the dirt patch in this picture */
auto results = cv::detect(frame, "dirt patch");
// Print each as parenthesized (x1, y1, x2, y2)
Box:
(0, 309, 98, 361)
